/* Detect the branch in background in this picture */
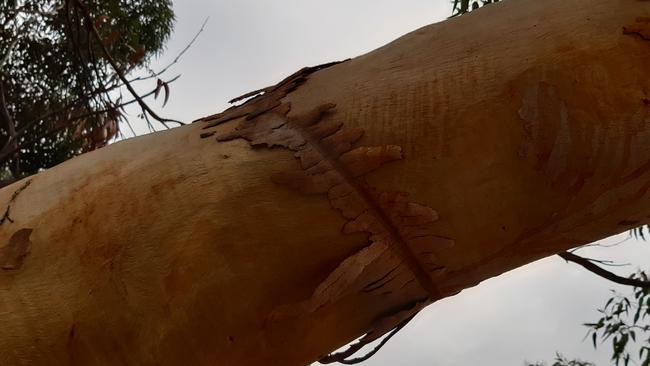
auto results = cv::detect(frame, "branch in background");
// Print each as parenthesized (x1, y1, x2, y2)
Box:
(0, 75, 181, 167)
(0, 81, 15, 147)
(318, 315, 415, 365)
(0, 37, 20, 71)
(558, 251, 650, 288)
(1, 0, 186, 179)
(0, 81, 19, 177)
(140, 17, 208, 81)
(565, 249, 630, 267)
(74, 0, 184, 129)
(570, 236, 632, 251)
(0, 0, 199, 174)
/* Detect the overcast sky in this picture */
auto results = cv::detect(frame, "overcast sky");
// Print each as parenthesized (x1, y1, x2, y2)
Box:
(131, 1, 650, 365)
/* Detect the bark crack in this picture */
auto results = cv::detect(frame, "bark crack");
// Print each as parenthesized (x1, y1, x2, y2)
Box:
(0, 179, 32, 226)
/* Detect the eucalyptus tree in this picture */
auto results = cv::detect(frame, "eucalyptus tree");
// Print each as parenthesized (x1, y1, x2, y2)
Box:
(1, 0, 649, 365)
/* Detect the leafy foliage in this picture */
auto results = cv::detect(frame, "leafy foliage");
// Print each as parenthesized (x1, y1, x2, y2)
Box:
(526, 353, 595, 366)
(584, 272, 650, 366)
(451, 0, 500, 17)
(0, 0, 176, 182)
(631, 226, 650, 241)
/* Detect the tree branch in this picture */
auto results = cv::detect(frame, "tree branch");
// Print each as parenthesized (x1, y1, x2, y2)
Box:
(74, 0, 184, 128)
(0, 37, 20, 71)
(318, 315, 415, 365)
(0, 80, 18, 177)
(139, 17, 208, 82)
(0, 75, 181, 167)
(558, 251, 650, 288)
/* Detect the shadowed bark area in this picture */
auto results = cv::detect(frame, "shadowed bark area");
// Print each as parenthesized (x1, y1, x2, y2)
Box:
(1, 0, 650, 365)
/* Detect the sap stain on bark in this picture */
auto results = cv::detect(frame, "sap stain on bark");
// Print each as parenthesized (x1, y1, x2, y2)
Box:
(0, 228, 32, 270)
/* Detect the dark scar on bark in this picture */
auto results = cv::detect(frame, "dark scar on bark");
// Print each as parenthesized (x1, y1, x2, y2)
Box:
(0, 179, 33, 226)
(1, 228, 32, 270)
(198, 60, 454, 362)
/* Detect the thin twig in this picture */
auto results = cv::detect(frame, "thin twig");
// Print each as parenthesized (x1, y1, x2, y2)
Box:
(15, 70, 180, 138)
(571, 236, 632, 251)
(0, 80, 18, 176)
(558, 251, 650, 288)
(0, 37, 20, 71)
(318, 315, 416, 364)
(565, 249, 630, 267)
(0, 75, 180, 166)
(140, 17, 208, 81)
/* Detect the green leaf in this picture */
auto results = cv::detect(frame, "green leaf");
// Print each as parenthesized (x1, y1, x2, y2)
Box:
(592, 332, 598, 349)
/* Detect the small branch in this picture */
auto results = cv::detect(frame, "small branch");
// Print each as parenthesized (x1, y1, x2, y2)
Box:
(0, 81, 15, 142)
(0, 76, 181, 167)
(15, 72, 180, 138)
(0, 80, 19, 177)
(0, 75, 180, 165)
(0, 37, 20, 71)
(318, 315, 415, 365)
(565, 249, 630, 267)
(140, 17, 208, 81)
(558, 251, 650, 288)
(571, 236, 632, 251)
(74, 0, 184, 128)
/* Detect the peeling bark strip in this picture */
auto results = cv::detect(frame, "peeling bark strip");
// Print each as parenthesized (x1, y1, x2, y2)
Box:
(200, 62, 453, 308)
(0, 179, 32, 225)
(197, 60, 349, 126)
(0, 228, 32, 270)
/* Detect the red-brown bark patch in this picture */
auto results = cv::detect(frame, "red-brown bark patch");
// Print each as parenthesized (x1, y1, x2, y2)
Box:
(0, 228, 32, 270)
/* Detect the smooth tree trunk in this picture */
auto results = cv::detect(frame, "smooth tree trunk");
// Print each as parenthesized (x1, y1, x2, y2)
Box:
(1, 0, 650, 364)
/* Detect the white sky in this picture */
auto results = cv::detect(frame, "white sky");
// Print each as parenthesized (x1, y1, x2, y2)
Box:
(128, 1, 650, 364)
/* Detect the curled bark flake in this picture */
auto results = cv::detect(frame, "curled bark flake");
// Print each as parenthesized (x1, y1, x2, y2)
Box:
(1, 228, 32, 270)
(199, 131, 215, 139)
(623, 17, 650, 40)
(196, 60, 349, 127)
(311, 242, 389, 311)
